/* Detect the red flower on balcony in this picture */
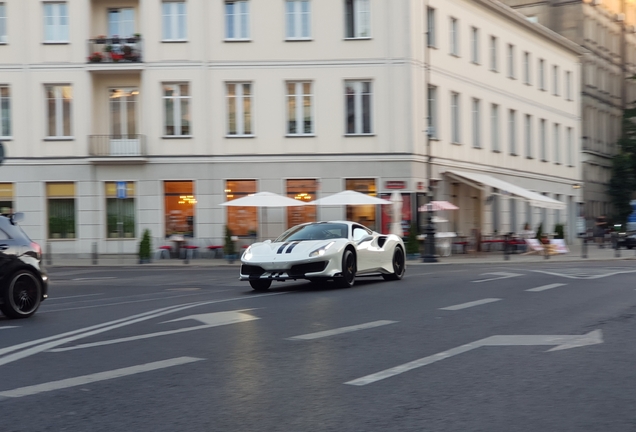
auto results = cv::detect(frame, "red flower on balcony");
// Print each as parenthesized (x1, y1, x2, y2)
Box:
(88, 52, 103, 63)
(110, 52, 124, 62)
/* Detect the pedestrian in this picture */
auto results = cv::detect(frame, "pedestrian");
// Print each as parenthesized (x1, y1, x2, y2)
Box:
(595, 214, 607, 248)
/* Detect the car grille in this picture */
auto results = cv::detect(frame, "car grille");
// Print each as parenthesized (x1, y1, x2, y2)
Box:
(241, 264, 266, 276)
(290, 261, 327, 277)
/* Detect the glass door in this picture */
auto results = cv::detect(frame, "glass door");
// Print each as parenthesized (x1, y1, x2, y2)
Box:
(109, 88, 139, 156)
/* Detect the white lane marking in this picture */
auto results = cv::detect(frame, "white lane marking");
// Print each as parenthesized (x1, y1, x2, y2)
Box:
(472, 272, 523, 283)
(526, 283, 567, 292)
(345, 330, 603, 386)
(50, 311, 259, 352)
(47, 293, 105, 301)
(0, 326, 19, 330)
(287, 320, 397, 341)
(0, 293, 282, 367)
(0, 357, 204, 399)
(527, 268, 636, 280)
(166, 288, 201, 291)
(439, 298, 502, 311)
(72, 277, 117, 281)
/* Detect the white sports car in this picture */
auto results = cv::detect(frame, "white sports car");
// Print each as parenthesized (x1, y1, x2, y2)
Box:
(239, 221, 406, 291)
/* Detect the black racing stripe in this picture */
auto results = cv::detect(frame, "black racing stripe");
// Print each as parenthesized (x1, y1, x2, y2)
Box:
(277, 243, 289, 254)
(285, 241, 301, 253)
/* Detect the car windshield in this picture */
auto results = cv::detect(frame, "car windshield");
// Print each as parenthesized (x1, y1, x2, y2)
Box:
(275, 223, 349, 242)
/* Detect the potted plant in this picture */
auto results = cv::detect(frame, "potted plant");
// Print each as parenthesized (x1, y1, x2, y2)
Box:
(224, 226, 237, 263)
(126, 34, 139, 43)
(88, 52, 103, 63)
(111, 34, 121, 44)
(138, 228, 152, 264)
(406, 223, 420, 259)
(95, 35, 106, 44)
(104, 44, 113, 53)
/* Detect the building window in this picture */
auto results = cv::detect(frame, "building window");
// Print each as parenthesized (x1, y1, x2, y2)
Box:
(162, 1, 187, 41)
(471, 27, 479, 64)
(523, 52, 530, 84)
(567, 126, 573, 166)
(554, 123, 560, 163)
(225, 180, 257, 237)
(509, 109, 516, 155)
(490, 36, 497, 71)
(345, 0, 370, 39)
(507, 44, 515, 78)
(345, 178, 377, 230)
(164, 181, 195, 238)
(227, 83, 253, 136)
(538, 58, 545, 90)
(286, 179, 317, 228)
(286, 0, 310, 40)
(491, 104, 499, 152)
(0, 3, 6, 43)
(163, 83, 191, 136)
(45, 85, 72, 138)
(426, 7, 435, 47)
(47, 182, 75, 239)
(428, 85, 437, 139)
(540, 118, 547, 161)
(0, 183, 13, 213)
(226, 0, 250, 40)
(105, 182, 136, 238)
(286, 82, 313, 135)
(472, 98, 480, 148)
(345, 80, 372, 135)
(0, 85, 10, 138)
(525, 114, 532, 158)
(451, 92, 460, 144)
(565, 71, 572, 100)
(450, 17, 458, 56)
(553, 65, 559, 96)
(43, 2, 69, 43)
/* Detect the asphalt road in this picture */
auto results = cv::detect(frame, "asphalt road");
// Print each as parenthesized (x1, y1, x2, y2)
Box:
(1, 261, 635, 432)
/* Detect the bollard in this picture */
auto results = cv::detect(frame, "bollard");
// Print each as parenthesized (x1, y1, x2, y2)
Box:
(503, 233, 510, 261)
(46, 241, 52, 266)
(581, 237, 587, 259)
(615, 238, 621, 258)
(184, 248, 189, 265)
(544, 240, 549, 259)
(92, 242, 98, 265)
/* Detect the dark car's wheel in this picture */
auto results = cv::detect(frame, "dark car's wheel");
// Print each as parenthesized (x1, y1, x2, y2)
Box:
(337, 249, 356, 288)
(383, 246, 406, 281)
(0, 270, 42, 319)
(249, 279, 272, 292)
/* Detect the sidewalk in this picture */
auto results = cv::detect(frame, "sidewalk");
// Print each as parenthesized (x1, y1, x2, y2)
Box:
(45, 242, 636, 267)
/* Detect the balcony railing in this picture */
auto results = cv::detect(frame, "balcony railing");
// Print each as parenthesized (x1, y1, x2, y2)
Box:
(89, 135, 147, 157)
(87, 37, 143, 64)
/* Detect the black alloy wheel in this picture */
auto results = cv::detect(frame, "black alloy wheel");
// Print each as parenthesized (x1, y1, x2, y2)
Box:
(383, 246, 406, 281)
(337, 249, 356, 288)
(249, 279, 272, 292)
(1, 270, 42, 319)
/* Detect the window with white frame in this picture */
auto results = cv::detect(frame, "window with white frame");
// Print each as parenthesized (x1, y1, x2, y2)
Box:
(428, 85, 437, 139)
(427, 7, 435, 47)
(0, 3, 6, 43)
(525, 114, 532, 158)
(225, 0, 249, 40)
(567, 126, 573, 166)
(472, 98, 480, 148)
(345, 0, 370, 39)
(162, 1, 187, 41)
(0, 85, 10, 138)
(566, 71, 572, 100)
(507, 44, 515, 78)
(345, 80, 372, 135)
(553, 65, 559, 96)
(471, 27, 479, 64)
(554, 123, 560, 163)
(491, 103, 499, 151)
(286, 0, 310, 40)
(538, 58, 545, 90)
(490, 36, 497, 71)
(286, 82, 313, 135)
(508, 109, 516, 155)
(523, 52, 531, 84)
(45, 85, 72, 138)
(163, 83, 191, 136)
(540, 118, 547, 161)
(43, 2, 69, 43)
(226, 83, 253, 136)
(450, 17, 458, 56)
(451, 92, 460, 143)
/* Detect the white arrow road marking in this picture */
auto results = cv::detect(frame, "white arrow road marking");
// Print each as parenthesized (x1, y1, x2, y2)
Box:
(0, 357, 204, 399)
(287, 320, 397, 341)
(439, 298, 502, 311)
(472, 272, 523, 283)
(0, 326, 19, 330)
(527, 268, 636, 280)
(49, 310, 260, 352)
(345, 330, 603, 386)
(526, 283, 567, 292)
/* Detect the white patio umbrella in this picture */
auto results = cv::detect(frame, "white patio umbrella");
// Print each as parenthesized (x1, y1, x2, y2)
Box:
(310, 190, 392, 206)
(220, 191, 307, 240)
(390, 191, 403, 237)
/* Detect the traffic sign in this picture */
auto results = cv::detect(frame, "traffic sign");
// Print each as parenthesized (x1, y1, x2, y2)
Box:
(116, 181, 127, 199)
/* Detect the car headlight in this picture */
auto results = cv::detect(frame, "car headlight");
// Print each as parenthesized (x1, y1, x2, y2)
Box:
(242, 246, 252, 260)
(309, 241, 335, 257)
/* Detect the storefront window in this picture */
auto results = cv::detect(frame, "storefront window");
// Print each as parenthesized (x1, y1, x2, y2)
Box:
(345, 178, 377, 230)
(286, 179, 317, 228)
(225, 180, 257, 236)
(105, 182, 136, 238)
(164, 181, 195, 237)
(0, 183, 13, 214)
(47, 183, 76, 239)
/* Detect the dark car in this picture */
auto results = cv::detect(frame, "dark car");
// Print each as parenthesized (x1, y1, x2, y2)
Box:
(0, 213, 48, 318)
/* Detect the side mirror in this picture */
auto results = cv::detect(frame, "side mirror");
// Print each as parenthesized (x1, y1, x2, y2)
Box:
(10, 212, 24, 224)
(357, 235, 373, 244)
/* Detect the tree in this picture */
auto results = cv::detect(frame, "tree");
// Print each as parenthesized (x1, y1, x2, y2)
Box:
(138, 229, 152, 263)
(224, 226, 236, 257)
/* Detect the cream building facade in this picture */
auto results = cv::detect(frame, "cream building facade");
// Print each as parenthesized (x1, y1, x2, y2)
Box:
(0, 0, 582, 257)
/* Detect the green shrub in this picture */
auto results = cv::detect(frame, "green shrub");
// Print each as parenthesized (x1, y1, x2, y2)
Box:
(554, 223, 565, 240)
(139, 229, 152, 260)
(224, 226, 236, 256)
(535, 222, 543, 239)
(406, 223, 420, 255)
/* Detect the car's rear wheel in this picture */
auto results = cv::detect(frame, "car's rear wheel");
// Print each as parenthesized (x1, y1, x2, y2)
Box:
(249, 279, 272, 292)
(383, 246, 405, 281)
(337, 249, 356, 288)
(0, 270, 42, 319)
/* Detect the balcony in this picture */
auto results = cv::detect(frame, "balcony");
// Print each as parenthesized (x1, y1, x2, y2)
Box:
(87, 37, 144, 69)
(88, 134, 148, 164)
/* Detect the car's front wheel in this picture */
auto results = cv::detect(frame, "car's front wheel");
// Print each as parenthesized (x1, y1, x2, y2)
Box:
(383, 246, 406, 281)
(0, 270, 42, 319)
(337, 249, 356, 288)
(249, 279, 272, 292)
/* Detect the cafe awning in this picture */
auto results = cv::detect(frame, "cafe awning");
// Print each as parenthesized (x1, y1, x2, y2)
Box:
(444, 170, 566, 210)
